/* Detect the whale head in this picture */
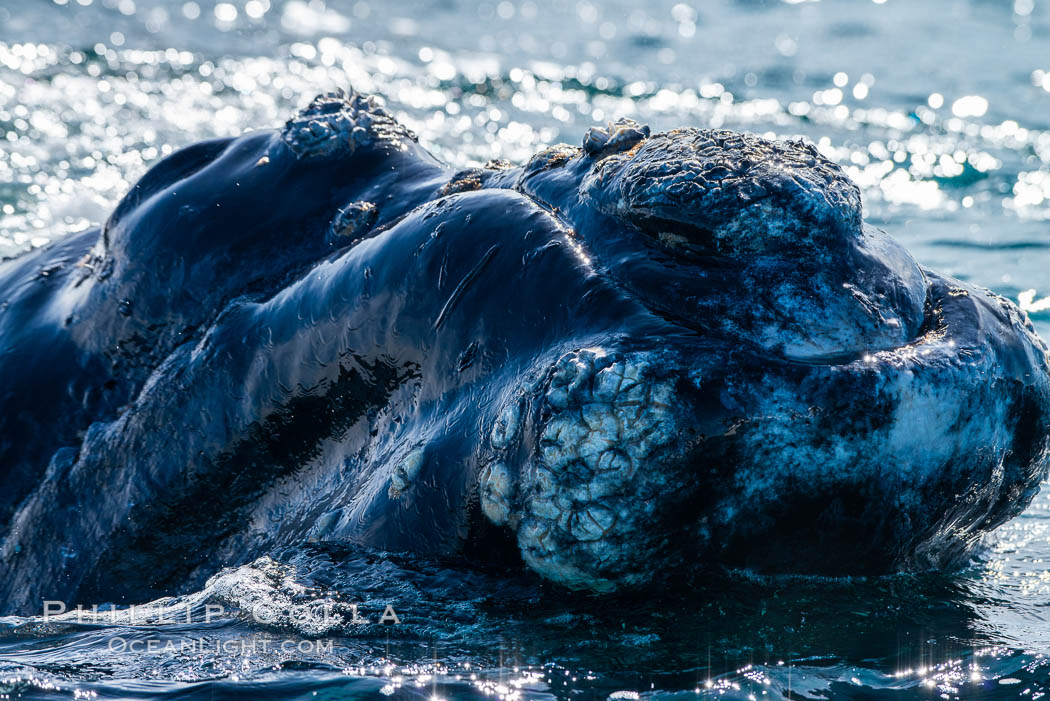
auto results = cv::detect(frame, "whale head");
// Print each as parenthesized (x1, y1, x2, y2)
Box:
(2, 90, 1047, 610)
(465, 118, 1050, 592)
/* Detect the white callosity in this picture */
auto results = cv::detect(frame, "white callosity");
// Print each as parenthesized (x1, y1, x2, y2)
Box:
(479, 398, 524, 526)
(479, 461, 516, 527)
(281, 88, 416, 159)
(581, 117, 651, 158)
(571, 127, 928, 363)
(580, 128, 862, 255)
(489, 398, 522, 450)
(330, 201, 377, 240)
(388, 447, 425, 498)
(482, 348, 684, 592)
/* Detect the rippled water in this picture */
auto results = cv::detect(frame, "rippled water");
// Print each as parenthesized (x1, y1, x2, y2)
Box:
(3, 0, 1050, 698)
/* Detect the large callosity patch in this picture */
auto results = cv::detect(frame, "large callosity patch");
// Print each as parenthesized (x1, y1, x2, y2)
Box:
(481, 348, 697, 592)
(579, 128, 862, 257)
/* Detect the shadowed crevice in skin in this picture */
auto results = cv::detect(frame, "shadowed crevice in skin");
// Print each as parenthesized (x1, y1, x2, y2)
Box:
(76, 359, 417, 604)
(0, 90, 1048, 612)
(433, 243, 502, 331)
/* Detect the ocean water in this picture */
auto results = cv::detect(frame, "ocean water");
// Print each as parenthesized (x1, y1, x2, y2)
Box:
(3, 0, 1050, 698)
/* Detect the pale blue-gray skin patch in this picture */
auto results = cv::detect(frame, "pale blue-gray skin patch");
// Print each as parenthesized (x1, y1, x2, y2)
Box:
(0, 88, 1048, 612)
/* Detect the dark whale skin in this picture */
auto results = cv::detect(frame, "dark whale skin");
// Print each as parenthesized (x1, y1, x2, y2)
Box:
(0, 89, 1048, 612)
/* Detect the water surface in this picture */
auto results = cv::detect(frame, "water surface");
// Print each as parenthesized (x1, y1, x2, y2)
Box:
(3, 0, 1050, 698)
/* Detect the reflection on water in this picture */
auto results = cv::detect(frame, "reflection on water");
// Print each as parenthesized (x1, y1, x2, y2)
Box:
(3, 0, 1050, 698)
(2, 528, 1050, 699)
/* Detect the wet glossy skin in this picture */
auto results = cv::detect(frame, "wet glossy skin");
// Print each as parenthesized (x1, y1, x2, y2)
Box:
(0, 90, 1048, 613)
